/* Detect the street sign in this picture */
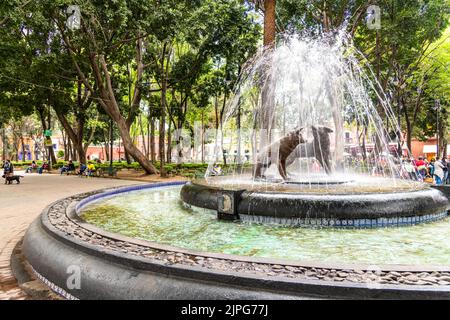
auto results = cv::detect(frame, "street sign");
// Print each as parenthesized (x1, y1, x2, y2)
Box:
(44, 129, 52, 137)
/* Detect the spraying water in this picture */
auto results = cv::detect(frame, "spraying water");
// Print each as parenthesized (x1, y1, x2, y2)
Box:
(205, 30, 414, 191)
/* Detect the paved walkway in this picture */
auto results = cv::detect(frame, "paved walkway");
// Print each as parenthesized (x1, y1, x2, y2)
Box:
(0, 172, 145, 300)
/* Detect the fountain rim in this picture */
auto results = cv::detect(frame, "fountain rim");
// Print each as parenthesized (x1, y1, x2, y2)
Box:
(19, 182, 450, 300)
(196, 176, 431, 195)
(180, 179, 449, 225)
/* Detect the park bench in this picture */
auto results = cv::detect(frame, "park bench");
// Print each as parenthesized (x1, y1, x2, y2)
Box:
(93, 167, 118, 178)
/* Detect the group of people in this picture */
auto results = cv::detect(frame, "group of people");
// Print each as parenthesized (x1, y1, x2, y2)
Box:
(60, 160, 98, 177)
(3, 159, 52, 184)
(402, 156, 450, 185)
(25, 160, 50, 174)
(1, 158, 103, 184)
(22, 159, 100, 177)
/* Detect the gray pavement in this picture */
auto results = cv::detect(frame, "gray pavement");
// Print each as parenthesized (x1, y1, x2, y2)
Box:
(0, 172, 145, 299)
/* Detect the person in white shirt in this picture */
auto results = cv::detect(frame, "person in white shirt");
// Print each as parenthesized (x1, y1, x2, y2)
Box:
(403, 159, 416, 180)
(433, 157, 445, 185)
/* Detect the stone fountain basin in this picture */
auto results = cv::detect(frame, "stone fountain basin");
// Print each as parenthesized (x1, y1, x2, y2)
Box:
(20, 182, 450, 299)
(180, 180, 449, 228)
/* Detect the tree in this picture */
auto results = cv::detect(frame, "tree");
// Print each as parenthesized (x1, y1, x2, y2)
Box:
(45, 0, 167, 174)
(410, 27, 450, 157)
(355, 0, 448, 153)
(275, 0, 376, 35)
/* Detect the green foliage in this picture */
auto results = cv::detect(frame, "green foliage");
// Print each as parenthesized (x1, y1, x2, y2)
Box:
(1, 0, 449, 163)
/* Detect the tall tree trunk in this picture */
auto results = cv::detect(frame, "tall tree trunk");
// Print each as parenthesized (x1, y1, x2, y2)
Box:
(167, 120, 172, 164)
(221, 93, 228, 165)
(2, 125, 7, 161)
(74, 140, 82, 162)
(76, 116, 86, 164)
(62, 131, 69, 161)
(403, 103, 412, 156)
(160, 104, 166, 176)
(71, 146, 77, 162)
(56, 111, 87, 164)
(158, 43, 170, 177)
(264, 0, 276, 48)
(159, 113, 166, 175)
(118, 138, 122, 161)
(201, 110, 205, 164)
(214, 95, 219, 130)
(139, 114, 148, 157)
(442, 139, 447, 159)
(20, 135, 25, 161)
(103, 130, 110, 162)
(124, 149, 132, 164)
(150, 117, 156, 162)
(67, 139, 72, 161)
(237, 98, 242, 166)
(101, 144, 105, 161)
(261, 0, 277, 158)
(146, 116, 150, 160)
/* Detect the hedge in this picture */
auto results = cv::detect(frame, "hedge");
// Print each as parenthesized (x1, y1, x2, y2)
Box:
(8, 160, 251, 177)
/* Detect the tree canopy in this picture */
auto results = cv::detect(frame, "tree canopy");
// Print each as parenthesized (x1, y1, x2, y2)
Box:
(0, 0, 448, 168)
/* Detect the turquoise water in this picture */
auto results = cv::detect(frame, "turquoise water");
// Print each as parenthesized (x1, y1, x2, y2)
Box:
(81, 186, 450, 266)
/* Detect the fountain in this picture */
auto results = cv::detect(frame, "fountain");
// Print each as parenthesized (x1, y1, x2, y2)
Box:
(180, 33, 449, 228)
(20, 31, 450, 300)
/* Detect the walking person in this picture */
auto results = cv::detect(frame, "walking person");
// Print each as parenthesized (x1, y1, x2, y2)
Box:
(427, 158, 434, 181)
(442, 157, 448, 185)
(433, 157, 445, 186)
(2, 159, 13, 184)
(404, 159, 416, 180)
(415, 157, 425, 180)
(25, 160, 37, 173)
(447, 157, 450, 184)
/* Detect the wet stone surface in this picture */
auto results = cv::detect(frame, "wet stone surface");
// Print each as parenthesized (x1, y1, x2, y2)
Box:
(45, 191, 450, 287)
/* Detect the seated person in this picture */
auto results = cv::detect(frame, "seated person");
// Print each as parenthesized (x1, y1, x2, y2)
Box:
(38, 162, 49, 174)
(25, 160, 38, 173)
(60, 163, 69, 175)
(78, 164, 87, 176)
(87, 163, 96, 176)
(211, 163, 222, 176)
(68, 161, 76, 173)
(61, 160, 76, 175)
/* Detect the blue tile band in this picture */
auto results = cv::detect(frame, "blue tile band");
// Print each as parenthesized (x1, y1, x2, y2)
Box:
(239, 212, 448, 228)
